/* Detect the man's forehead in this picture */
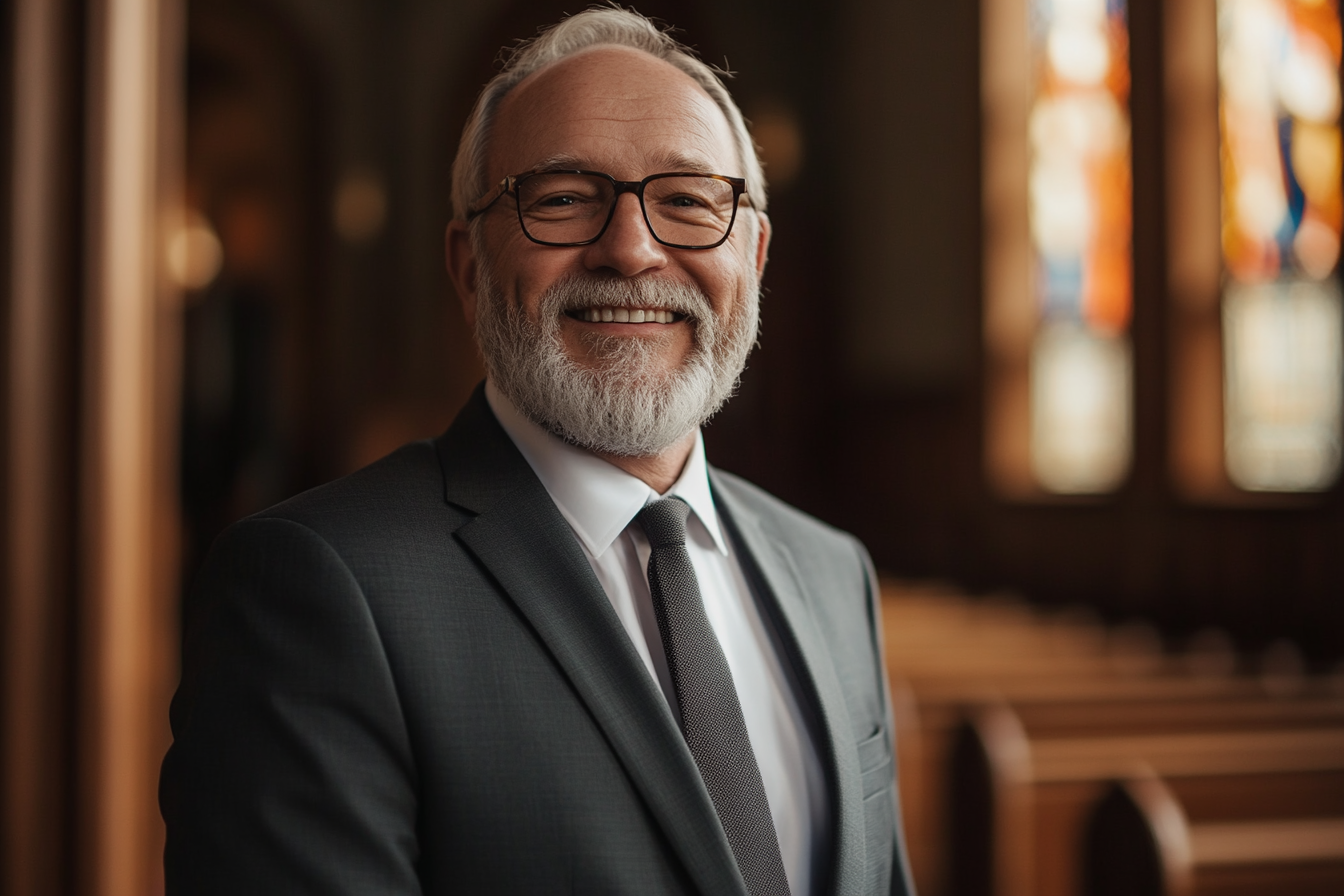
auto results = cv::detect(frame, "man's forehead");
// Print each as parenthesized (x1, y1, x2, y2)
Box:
(488, 45, 739, 178)
(527, 147, 725, 174)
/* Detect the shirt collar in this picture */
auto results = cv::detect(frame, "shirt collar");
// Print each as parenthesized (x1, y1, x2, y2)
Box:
(486, 380, 728, 558)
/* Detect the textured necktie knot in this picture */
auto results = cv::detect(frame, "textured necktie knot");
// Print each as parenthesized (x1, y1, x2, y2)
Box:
(636, 496, 692, 549)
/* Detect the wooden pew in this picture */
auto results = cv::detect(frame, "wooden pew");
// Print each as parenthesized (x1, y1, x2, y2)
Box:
(881, 582, 1285, 896)
(882, 584, 1193, 895)
(878, 581, 1344, 896)
(945, 701, 1344, 896)
(1082, 771, 1344, 896)
(891, 672, 1297, 896)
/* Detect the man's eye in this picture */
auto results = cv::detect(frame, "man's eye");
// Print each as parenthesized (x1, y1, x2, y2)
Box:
(664, 194, 707, 208)
(527, 193, 597, 216)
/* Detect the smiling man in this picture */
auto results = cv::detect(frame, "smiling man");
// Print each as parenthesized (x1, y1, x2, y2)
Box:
(161, 8, 914, 896)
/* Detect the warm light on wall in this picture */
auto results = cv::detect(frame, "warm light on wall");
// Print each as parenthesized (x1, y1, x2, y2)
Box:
(748, 102, 805, 192)
(333, 167, 388, 244)
(166, 210, 223, 290)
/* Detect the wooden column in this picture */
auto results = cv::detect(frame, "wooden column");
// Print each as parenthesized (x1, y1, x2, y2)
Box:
(78, 1, 182, 895)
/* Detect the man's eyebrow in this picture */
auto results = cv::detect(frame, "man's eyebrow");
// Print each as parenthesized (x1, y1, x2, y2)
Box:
(528, 153, 587, 171)
(647, 150, 725, 174)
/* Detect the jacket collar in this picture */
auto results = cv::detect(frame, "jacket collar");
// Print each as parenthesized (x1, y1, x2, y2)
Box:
(435, 386, 749, 896)
(483, 381, 729, 560)
(435, 386, 864, 896)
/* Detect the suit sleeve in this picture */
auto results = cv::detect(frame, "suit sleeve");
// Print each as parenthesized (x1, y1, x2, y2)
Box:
(856, 540, 918, 896)
(160, 516, 421, 896)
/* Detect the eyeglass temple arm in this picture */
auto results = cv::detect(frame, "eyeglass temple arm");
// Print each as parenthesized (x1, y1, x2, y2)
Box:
(465, 175, 516, 220)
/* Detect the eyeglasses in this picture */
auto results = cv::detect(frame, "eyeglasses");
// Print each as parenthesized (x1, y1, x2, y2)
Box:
(466, 169, 748, 249)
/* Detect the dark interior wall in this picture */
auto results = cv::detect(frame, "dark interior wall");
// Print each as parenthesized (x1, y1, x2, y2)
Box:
(179, 0, 1344, 661)
(811, 0, 985, 585)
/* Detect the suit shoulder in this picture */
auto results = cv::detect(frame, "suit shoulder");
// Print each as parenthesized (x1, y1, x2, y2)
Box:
(250, 439, 453, 538)
(191, 438, 469, 609)
(710, 467, 865, 558)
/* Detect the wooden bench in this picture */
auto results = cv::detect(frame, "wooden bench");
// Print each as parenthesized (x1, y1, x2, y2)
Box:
(877, 581, 1344, 896)
(879, 583, 1308, 896)
(882, 584, 1195, 894)
(891, 672, 1301, 896)
(945, 702, 1344, 896)
(1083, 771, 1344, 896)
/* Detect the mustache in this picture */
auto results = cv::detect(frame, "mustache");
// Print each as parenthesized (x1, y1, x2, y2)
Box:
(537, 275, 714, 321)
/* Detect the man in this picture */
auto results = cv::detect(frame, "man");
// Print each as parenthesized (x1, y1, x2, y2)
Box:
(161, 8, 914, 896)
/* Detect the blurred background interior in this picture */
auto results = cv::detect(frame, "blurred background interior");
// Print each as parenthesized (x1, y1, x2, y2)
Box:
(4, 0, 1344, 895)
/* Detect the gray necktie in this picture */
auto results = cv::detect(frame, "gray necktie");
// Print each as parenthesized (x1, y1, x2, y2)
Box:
(637, 497, 791, 896)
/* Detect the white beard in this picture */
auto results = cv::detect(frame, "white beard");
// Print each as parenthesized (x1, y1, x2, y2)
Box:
(473, 264, 760, 457)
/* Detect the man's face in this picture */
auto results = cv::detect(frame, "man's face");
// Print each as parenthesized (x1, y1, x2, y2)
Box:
(460, 44, 770, 395)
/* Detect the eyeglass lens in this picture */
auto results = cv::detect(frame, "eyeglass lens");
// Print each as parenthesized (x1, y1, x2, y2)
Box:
(516, 173, 737, 246)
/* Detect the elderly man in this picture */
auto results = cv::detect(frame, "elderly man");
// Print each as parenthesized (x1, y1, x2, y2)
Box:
(161, 8, 914, 896)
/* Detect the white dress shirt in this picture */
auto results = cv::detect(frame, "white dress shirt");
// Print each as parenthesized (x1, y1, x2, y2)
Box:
(486, 382, 829, 896)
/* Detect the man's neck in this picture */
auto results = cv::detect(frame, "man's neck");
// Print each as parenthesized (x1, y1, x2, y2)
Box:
(591, 430, 697, 495)
(485, 379, 700, 494)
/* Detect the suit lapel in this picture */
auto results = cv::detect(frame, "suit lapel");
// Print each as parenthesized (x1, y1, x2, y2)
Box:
(436, 390, 747, 896)
(710, 470, 867, 896)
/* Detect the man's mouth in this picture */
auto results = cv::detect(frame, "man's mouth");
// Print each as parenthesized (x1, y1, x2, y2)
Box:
(564, 307, 686, 324)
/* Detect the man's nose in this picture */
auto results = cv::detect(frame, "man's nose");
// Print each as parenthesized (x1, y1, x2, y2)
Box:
(581, 192, 668, 277)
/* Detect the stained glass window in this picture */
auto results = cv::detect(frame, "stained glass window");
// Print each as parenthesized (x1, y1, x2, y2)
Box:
(985, 0, 1134, 495)
(1217, 0, 1343, 491)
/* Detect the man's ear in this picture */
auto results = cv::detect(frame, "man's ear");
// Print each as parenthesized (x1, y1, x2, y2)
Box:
(445, 220, 479, 328)
(753, 210, 772, 279)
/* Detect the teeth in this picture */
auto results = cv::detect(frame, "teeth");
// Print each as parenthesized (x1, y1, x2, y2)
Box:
(575, 307, 677, 323)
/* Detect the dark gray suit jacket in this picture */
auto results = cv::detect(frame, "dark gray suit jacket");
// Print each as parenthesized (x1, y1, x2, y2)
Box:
(161, 386, 915, 896)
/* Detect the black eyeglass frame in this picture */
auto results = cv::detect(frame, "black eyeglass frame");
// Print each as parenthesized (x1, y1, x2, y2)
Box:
(465, 169, 749, 250)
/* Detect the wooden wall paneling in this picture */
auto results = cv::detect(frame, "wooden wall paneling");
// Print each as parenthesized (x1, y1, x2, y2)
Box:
(980, 0, 1035, 499)
(4, 1, 81, 893)
(1164, 0, 1226, 499)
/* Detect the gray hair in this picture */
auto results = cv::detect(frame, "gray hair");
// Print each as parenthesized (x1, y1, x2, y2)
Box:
(450, 5, 767, 221)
